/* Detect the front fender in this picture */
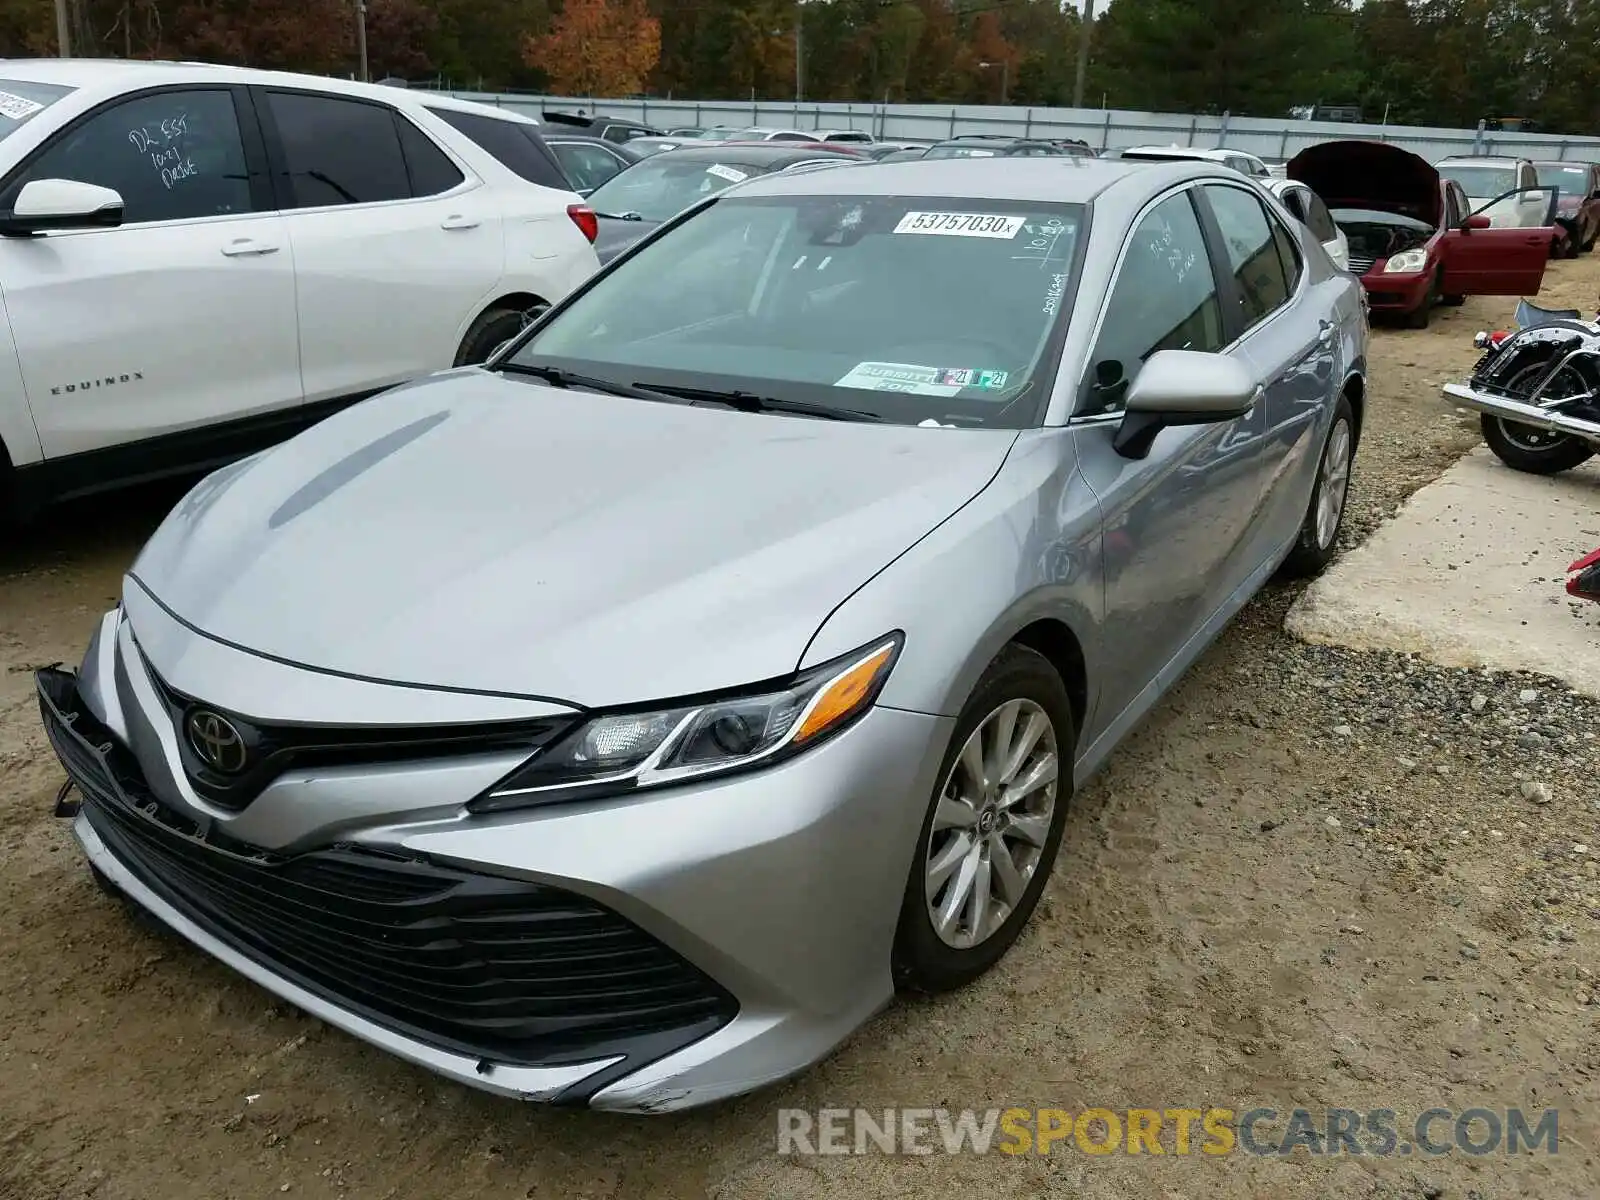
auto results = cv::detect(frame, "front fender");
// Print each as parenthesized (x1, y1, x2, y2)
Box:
(799, 429, 1105, 724)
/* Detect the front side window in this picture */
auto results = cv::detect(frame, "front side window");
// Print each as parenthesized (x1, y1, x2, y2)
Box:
(266, 91, 412, 208)
(1203, 184, 1292, 330)
(9, 88, 251, 224)
(508, 194, 1085, 428)
(1083, 190, 1224, 415)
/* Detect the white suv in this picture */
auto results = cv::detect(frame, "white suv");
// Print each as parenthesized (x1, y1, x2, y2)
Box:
(0, 60, 601, 519)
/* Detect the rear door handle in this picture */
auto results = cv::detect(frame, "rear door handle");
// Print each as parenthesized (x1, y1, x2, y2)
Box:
(440, 215, 480, 230)
(220, 239, 279, 257)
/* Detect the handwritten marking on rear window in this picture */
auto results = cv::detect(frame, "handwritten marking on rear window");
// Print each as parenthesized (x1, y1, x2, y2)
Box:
(128, 113, 199, 190)
(0, 91, 43, 121)
(893, 211, 1025, 238)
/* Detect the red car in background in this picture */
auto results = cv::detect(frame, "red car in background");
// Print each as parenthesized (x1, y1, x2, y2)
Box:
(1287, 140, 1553, 328)
(1533, 160, 1600, 257)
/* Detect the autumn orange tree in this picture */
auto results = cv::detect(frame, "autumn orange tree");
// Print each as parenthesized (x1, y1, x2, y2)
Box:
(524, 0, 660, 96)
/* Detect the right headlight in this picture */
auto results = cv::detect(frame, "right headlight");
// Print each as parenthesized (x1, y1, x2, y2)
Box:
(1382, 248, 1429, 274)
(470, 634, 903, 813)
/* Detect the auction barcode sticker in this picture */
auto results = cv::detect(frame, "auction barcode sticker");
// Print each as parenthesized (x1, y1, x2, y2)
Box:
(0, 92, 43, 121)
(893, 211, 1025, 239)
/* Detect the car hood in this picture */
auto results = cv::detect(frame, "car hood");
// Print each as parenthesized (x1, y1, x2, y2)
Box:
(593, 214, 659, 264)
(1288, 139, 1441, 228)
(129, 371, 1017, 708)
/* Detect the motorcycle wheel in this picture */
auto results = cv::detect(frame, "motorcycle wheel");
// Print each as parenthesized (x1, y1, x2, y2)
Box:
(1481, 415, 1595, 474)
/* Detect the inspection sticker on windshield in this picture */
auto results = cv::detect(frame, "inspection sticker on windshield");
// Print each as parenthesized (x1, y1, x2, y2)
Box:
(0, 92, 43, 121)
(893, 211, 1025, 239)
(836, 362, 972, 397)
(705, 163, 749, 183)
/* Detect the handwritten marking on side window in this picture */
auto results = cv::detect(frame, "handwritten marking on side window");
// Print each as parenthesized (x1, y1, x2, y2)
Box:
(1146, 215, 1197, 284)
(129, 113, 200, 190)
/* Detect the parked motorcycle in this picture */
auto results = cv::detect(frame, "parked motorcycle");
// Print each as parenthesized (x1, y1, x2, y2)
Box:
(1568, 545, 1600, 602)
(1443, 298, 1600, 474)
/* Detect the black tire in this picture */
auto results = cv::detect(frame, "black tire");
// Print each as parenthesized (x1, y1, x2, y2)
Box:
(1403, 271, 1438, 329)
(1440, 294, 1467, 307)
(892, 643, 1075, 994)
(454, 302, 545, 367)
(1278, 394, 1356, 579)
(1581, 226, 1597, 253)
(1480, 413, 1595, 474)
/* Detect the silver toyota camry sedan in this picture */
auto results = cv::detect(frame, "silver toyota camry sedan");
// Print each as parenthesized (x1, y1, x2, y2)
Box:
(39, 157, 1367, 1113)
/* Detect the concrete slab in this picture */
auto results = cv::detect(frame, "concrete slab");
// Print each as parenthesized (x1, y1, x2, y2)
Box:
(1286, 446, 1600, 697)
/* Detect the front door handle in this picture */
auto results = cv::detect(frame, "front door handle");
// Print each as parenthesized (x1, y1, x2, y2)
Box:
(1318, 319, 1334, 346)
(440, 215, 480, 230)
(220, 238, 279, 257)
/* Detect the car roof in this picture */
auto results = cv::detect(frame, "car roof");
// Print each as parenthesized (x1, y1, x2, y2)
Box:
(727, 154, 1232, 206)
(0, 57, 545, 125)
(653, 143, 854, 164)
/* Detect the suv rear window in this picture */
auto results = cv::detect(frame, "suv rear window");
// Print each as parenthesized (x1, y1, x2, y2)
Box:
(428, 108, 570, 191)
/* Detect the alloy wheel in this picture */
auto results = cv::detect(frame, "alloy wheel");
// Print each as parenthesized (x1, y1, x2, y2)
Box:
(924, 698, 1059, 950)
(1315, 418, 1352, 549)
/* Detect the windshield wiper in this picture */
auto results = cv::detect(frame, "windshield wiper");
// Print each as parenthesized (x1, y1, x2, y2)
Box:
(593, 210, 644, 221)
(498, 362, 688, 405)
(640, 383, 885, 422)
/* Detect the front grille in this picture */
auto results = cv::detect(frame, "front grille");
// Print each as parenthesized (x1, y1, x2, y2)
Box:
(38, 669, 738, 1081)
(1347, 254, 1376, 276)
(140, 653, 576, 813)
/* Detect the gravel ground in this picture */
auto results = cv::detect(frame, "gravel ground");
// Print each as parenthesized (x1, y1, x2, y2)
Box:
(3, 268, 1599, 1200)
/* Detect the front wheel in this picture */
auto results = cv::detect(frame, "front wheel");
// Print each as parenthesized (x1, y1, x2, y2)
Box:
(1278, 394, 1355, 578)
(892, 644, 1074, 994)
(1480, 414, 1595, 474)
(1403, 271, 1438, 329)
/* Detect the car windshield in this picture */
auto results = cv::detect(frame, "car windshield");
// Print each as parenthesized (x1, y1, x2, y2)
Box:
(1438, 164, 1518, 196)
(506, 194, 1085, 428)
(1535, 163, 1589, 190)
(586, 156, 768, 222)
(923, 144, 1001, 159)
(0, 79, 74, 143)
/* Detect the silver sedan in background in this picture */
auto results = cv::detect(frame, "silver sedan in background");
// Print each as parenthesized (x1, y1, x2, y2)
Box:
(40, 157, 1367, 1113)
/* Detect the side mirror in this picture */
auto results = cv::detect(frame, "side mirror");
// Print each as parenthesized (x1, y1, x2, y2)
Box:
(1112, 350, 1260, 459)
(1462, 213, 1492, 231)
(0, 179, 124, 237)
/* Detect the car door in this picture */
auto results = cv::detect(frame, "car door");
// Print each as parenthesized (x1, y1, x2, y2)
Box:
(1196, 182, 1327, 569)
(1070, 186, 1269, 733)
(255, 87, 504, 405)
(0, 84, 298, 459)
(1440, 185, 1554, 296)
(546, 139, 631, 194)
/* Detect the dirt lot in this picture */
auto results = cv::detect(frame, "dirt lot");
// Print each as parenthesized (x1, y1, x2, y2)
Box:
(4, 269, 1599, 1200)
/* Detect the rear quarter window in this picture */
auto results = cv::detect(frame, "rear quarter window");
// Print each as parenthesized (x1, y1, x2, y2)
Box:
(428, 107, 570, 191)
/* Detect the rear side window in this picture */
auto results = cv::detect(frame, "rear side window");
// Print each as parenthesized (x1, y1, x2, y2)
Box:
(394, 115, 464, 196)
(1202, 184, 1292, 331)
(266, 92, 410, 207)
(428, 107, 569, 190)
(1302, 190, 1338, 243)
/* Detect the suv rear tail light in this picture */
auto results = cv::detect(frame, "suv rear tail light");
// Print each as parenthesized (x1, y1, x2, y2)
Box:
(567, 203, 599, 244)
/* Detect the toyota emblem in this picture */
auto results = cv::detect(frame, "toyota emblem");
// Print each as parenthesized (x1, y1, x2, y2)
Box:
(186, 710, 248, 774)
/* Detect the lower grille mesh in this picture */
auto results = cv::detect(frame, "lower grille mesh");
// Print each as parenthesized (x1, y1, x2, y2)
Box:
(38, 668, 737, 1071)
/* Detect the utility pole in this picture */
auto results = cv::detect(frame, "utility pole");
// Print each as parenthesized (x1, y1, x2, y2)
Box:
(355, 0, 370, 83)
(794, 1, 803, 103)
(1072, 0, 1096, 109)
(54, 0, 71, 56)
